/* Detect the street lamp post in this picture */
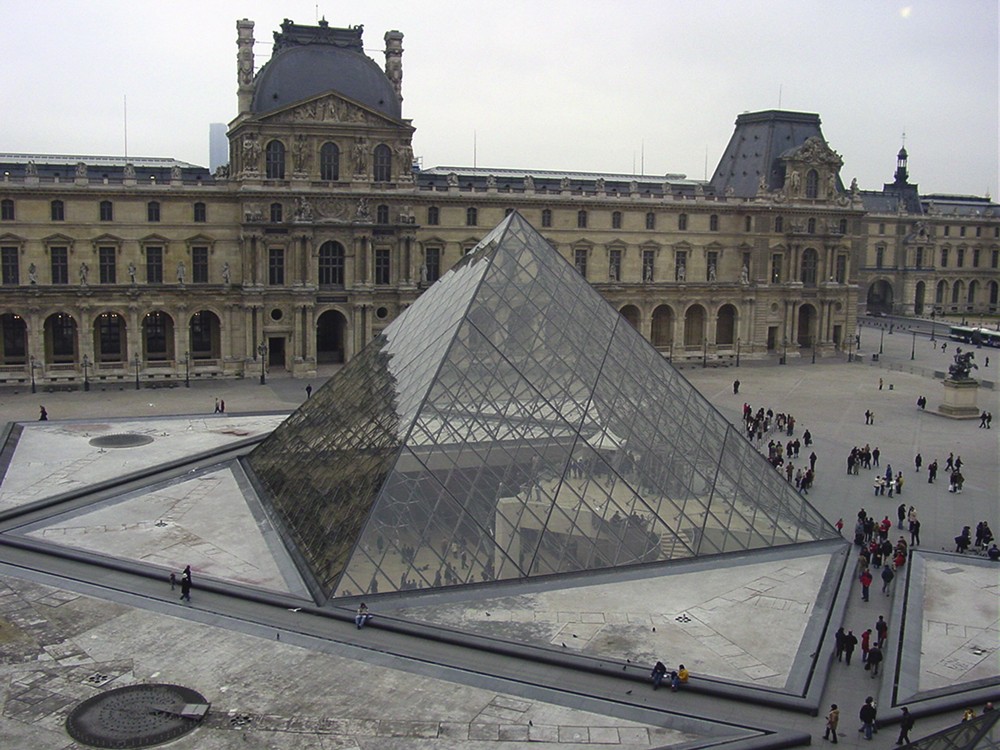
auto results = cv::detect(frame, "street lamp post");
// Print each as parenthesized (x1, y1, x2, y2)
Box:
(29, 355, 37, 394)
(811, 336, 817, 364)
(930, 311, 936, 342)
(702, 337, 707, 368)
(258, 341, 268, 385)
(910, 330, 916, 360)
(82, 354, 90, 392)
(780, 339, 787, 365)
(134, 353, 141, 391)
(879, 327, 884, 355)
(736, 338, 741, 367)
(184, 351, 190, 388)
(848, 332, 854, 362)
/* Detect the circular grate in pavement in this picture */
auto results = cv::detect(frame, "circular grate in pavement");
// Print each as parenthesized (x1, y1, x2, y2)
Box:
(89, 433, 155, 448)
(66, 683, 209, 748)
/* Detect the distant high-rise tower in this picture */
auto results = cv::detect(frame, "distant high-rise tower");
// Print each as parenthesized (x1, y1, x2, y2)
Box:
(209, 123, 228, 172)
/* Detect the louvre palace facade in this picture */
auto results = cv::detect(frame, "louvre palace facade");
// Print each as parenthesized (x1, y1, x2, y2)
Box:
(0, 17, 997, 389)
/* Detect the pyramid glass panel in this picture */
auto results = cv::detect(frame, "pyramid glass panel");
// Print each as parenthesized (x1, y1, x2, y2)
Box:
(247, 212, 840, 603)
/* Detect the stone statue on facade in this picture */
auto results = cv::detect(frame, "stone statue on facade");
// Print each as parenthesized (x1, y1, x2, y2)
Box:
(523, 175, 534, 191)
(643, 263, 653, 282)
(75, 162, 88, 178)
(294, 196, 314, 220)
(123, 163, 136, 179)
(826, 172, 837, 198)
(28, 263, 37, 284)
(171, 165, 182, 181)
(789, 170, 800, 192)
(595, 177, 605, 192)
(356, 197, 371, 221)
(758, 174, 768, 192)
(447, 172, 459, 188)
(740, 264, 750, 285)
(396, 142, 414, 175)
(25, 161, 37, 177)
(708, 263, 717, 282)
(242, 135, 262, 173)
(486, 174, 497, 188)
(676, 263, 686, 282)
(79, 262, 89, 286)
(293, 136, 311, 172)
(560, 177, 571, 191)
(947, 348, 978, 381)
(353, 137, 368, 175)
(128, 261, 137, 285)
(222, 262, 231, 285)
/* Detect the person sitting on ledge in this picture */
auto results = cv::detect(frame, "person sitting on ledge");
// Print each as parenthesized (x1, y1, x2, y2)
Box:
(355, 602, 372, 629)
(671, 664, 689, 691)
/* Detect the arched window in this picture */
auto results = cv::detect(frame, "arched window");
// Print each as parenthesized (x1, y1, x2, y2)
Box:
(193, 202, 206, 222)
(801, 248, 818, 285)
(951, 280, 963, 304)
(678, 213, 688, 231)
(376, 204, 390, 224)
(319, 142, 340, 181)
(373, 144, 392, 182)
(466, 207, 478, 226)
(805, 169, 819, 199)
(99, 200, 113, 221)
(318, 241, 345, 286)
(935, 280, 947, 304)
(968, 280, 978, 305)
(427, 206, 439, 226)
(265, 140, 285, 179)
(270, 202, 283, 223)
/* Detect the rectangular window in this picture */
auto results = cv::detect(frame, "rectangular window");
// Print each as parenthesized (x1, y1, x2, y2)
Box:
(972, 248, 981, 268)
(1, 247, 18, 284)
(976, 226, 982, 237)
(192, 247, 209, 283)
(268, 248, 284, 285)
(50, 200, 65, 221)
(675, 250, 687, 281)
(876, 247, 884, 269)
(993, 250, 999, 268)
(99, 246, 116, 284)
(642, 250, 655, 282)
(956, 248, 965, 267)
(541, 209, 552, 228)
(608, 248, 621, 281)
(374, 248, 390, 284)
(645, 212, 654, 230)
(915, 247, 923, 269)
(574, 248, 587, 277)
(577, 210, 587, 229)
(960, 226, 966, 237)
(147, 201, 160, 222)
(940, 248, 948, 268)
(878, 223, 885, 235)
(943, 226, 950, 237)
(193, 202, 206, 222)
(709, 214, 719, 231)
(427, 206, 439, 226)
(771, 253, 782, 283)
(100, 200, 113, 221)
(425, 247, 441, 283)
(835, 254, 847, 283)
(613, 211, 623, 229)
(0, 200, 14, 221)
(706, 251, 718, 281)
(146, 247, 163, 283)
(50, 247, 68, 284)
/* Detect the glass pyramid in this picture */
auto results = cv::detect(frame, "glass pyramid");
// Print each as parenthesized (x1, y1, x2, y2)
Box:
(247, 212, 839, 603)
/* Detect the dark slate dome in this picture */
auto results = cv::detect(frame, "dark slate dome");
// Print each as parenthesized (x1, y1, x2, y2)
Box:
(251, 43, 401, 120)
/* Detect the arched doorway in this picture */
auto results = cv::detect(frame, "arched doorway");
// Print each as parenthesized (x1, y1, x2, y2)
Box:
(797, 304, 817, 347)
(317, 309, 347, 363)
(141, 311, 174, 361)
(44, 312, 78, 364)
(914, 281, 926, 316)
(684, 305, 705, 348)
(651, 305, 674, 348)
(716, 304, 737, 346)
(0, 313, 27, 365)
(94, 312, 126, 363)
(866, 280, 893, 315)
(189, 310, 221, 361)
(619, 305, 640, 330)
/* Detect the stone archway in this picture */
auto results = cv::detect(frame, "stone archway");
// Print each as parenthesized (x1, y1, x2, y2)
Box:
(651, 305, 674, 348)
(716, 304, 737, 346)
(316, 309, 348, 364)
(619, 305, 640, 331)
(797, 304, 817, 347)
(866, 280, 893, 315)
(914, 281, 926, 316)
(0, 313, 27, 365)
(684, 305, 705, 348)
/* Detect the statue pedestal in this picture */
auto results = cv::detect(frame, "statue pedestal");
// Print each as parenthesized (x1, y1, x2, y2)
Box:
(937, 379, 980, 419)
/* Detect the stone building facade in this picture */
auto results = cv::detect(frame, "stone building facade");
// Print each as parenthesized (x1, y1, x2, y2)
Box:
(0, 17, 996, 390)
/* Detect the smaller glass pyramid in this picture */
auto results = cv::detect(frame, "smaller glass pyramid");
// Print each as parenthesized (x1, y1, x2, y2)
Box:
(247, 212, 839, 603)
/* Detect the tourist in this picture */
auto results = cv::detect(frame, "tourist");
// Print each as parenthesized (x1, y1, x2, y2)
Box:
(824, 704, 840, 743)
(651, 660, 668, 689)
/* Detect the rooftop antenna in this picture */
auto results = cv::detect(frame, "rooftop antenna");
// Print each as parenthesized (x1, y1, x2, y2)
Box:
(473, 130, 477, 170)
(704, 147, 708, 180)
(778, 84, 782, 109)
(123, 95, 128, 159)
(641, 139, 645, 175)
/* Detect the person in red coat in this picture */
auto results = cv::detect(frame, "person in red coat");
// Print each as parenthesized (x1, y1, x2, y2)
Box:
(860, 569, 873, 601)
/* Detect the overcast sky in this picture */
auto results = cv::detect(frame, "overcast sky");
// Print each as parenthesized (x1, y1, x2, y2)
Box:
(3, 1, 997, 196)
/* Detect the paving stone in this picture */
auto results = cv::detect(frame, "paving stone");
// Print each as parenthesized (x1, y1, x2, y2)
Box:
(589, 726, 621, 744)
(498, 723, 530, 741)
(529, 724, 560, 743)
(437, 721, 469, 740)
(560, 725, 591, 743)
(468, 722, 499, 740)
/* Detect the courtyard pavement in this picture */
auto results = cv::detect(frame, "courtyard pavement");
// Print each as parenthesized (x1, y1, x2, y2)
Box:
(0, 322, 996, 748)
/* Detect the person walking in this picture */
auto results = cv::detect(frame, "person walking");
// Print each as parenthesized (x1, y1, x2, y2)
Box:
(860, 568, 873, 602)
(861, 629, 872, 664)
(824, 704, 840, 743)
(834, 627, 846, 661)
(914, 453, 922, 472)
(897, 503, 907, 530)
(867, 643, 883, 677)
(305, 384, 313, 399)
(39, 405, 48, 421)
(859, 697, 878, 740)
(733, 379, 740, 394)
(909, 517, 921, 546)
(927, 460, 937, 483)
(875, 615, 889, 647)
(897, 707, 914, 745)
(179, 566, 192, 603)
(881, 565, 894, 596)
(844, 630, 858, 665)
